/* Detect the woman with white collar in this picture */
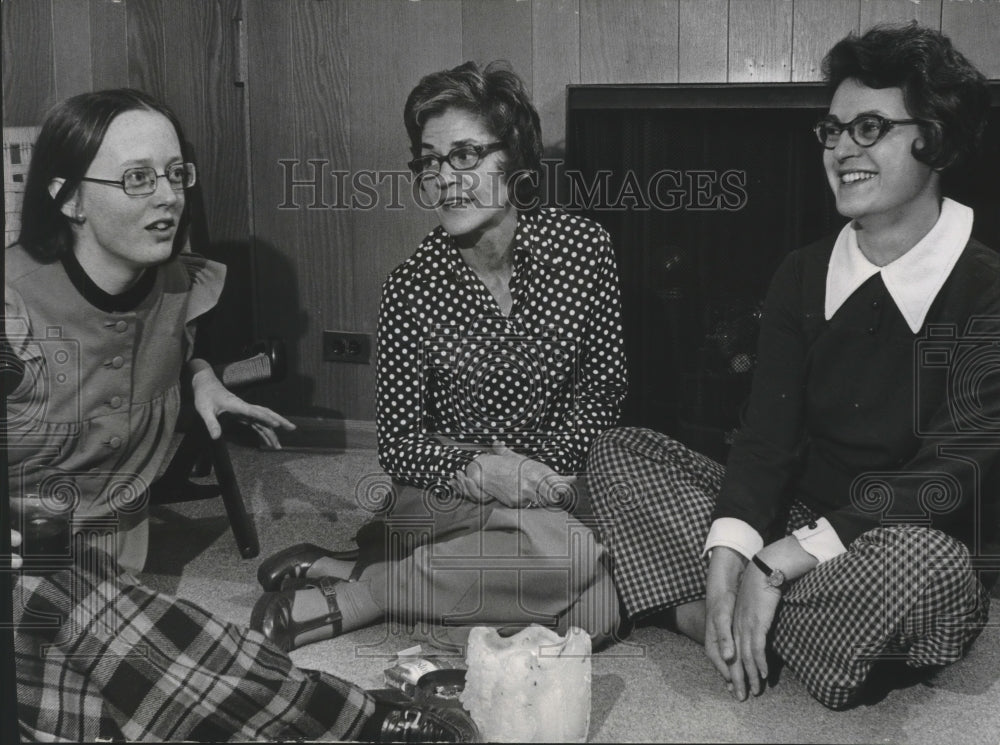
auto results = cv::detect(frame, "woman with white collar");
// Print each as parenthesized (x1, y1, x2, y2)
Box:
(586, 22, 999, 710)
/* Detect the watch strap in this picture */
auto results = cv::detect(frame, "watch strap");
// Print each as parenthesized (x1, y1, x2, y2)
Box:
(752, 554, 786, 588)
(751, 554, 775, 577)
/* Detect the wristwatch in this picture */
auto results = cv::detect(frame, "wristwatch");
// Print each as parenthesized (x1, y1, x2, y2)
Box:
(751, 554, 787, 590)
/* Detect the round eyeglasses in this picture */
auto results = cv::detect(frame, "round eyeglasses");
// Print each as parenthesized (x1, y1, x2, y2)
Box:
(813, 114, 925, 150)
(80, 162, 197, 196)
(407, 143, 504, 176)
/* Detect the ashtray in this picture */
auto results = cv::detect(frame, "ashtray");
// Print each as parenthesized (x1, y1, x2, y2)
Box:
(414, 668, 467, 708)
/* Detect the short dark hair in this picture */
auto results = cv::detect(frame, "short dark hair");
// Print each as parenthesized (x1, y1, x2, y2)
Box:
(403, 60, 542, 207)
(822, 22, 989, 172)
(15, 88, 192, 262)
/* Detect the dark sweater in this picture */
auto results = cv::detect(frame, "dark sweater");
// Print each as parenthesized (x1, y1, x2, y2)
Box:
(715, 234, 1000, 550)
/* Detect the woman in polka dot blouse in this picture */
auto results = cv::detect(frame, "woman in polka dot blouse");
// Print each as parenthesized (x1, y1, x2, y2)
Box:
(252, 61, 629, 653)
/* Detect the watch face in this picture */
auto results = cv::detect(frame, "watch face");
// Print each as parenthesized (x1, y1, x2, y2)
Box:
(767, 569, 786, 588)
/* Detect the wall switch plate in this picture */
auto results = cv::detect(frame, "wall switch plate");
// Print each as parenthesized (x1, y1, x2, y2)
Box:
(323, 331, 372, 364)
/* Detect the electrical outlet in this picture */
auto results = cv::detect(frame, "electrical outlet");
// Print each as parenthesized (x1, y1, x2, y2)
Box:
(323, 331, 372, 364)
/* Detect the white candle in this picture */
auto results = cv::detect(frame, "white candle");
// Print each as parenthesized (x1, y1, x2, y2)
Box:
(460, 624, 592, 743)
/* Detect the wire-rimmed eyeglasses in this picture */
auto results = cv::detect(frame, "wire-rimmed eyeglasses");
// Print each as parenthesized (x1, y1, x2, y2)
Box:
(813, 114, 926, 149)
(80, 162, 197, 196)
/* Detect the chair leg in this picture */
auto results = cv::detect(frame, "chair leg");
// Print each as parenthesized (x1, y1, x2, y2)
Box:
(151, 422, 260, 559)
(208, 432, 260, 559)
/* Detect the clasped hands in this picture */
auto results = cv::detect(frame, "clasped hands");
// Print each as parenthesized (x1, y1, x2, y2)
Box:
(703, 546, 783, 702)
(703, 537, 817, 701)
(450, 441, 577, 509)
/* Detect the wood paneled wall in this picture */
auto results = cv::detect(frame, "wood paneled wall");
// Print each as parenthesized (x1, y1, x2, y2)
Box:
(4, 0, 999, 420)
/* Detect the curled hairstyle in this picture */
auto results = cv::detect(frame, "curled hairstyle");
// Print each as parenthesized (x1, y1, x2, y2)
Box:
(403, 60, 543, 207)
(15, 88, 192, 262)
(822, 22, 989, 171)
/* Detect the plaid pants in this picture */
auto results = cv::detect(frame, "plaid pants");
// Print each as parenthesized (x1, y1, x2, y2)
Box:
(13, 547, 376, 742)
(587, 427, 991, 709)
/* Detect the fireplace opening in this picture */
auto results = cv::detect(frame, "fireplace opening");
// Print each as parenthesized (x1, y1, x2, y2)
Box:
(564, 83, 1000, 462)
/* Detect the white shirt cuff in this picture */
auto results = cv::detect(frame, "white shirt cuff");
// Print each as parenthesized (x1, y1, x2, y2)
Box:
(792, 518, 847, 565)
(704, 517, 763, 561)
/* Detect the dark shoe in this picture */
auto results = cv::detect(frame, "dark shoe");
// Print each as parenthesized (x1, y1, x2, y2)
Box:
(375, 705, 479, 742)
(364, 689, 480, 742)
(257, 542, 361, 591)
(853, 661, 943, 708)
(250, 576, 344, 652)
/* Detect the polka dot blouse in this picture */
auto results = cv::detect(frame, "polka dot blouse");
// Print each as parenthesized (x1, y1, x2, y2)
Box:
(376, 207, 628, 487)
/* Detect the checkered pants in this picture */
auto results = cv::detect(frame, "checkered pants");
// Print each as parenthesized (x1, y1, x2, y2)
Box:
(587, 427, 991, 709)
(13, 547, 376, 742)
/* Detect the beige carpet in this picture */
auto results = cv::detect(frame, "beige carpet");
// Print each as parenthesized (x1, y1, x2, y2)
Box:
(142, 437, 1000, 744)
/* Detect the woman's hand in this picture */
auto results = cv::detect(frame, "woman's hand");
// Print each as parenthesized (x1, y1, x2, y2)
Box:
(451, 442, 576, 508)
(189, 361, 296, 446)
(453, 452, 526, 507)
(708, 536, 818, 701)
(10, 530, 22, 569)
(731, 561, 782, 698)
(703, 547, 746, 697)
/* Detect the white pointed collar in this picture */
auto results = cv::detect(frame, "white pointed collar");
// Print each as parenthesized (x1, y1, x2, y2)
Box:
(824, 198, 974, 333)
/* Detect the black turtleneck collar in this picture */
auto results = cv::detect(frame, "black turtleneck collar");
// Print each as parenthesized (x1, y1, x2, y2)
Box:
(60, 250, 158, 313)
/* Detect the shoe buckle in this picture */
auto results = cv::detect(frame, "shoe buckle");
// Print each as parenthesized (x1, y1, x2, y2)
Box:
(317, 575, 340, 597)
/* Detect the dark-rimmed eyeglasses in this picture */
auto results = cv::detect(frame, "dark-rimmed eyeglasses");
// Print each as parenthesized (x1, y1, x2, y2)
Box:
(813, 114, 925, 150)
(407, 143, 504, 175)
(80, 162, 197, 196)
